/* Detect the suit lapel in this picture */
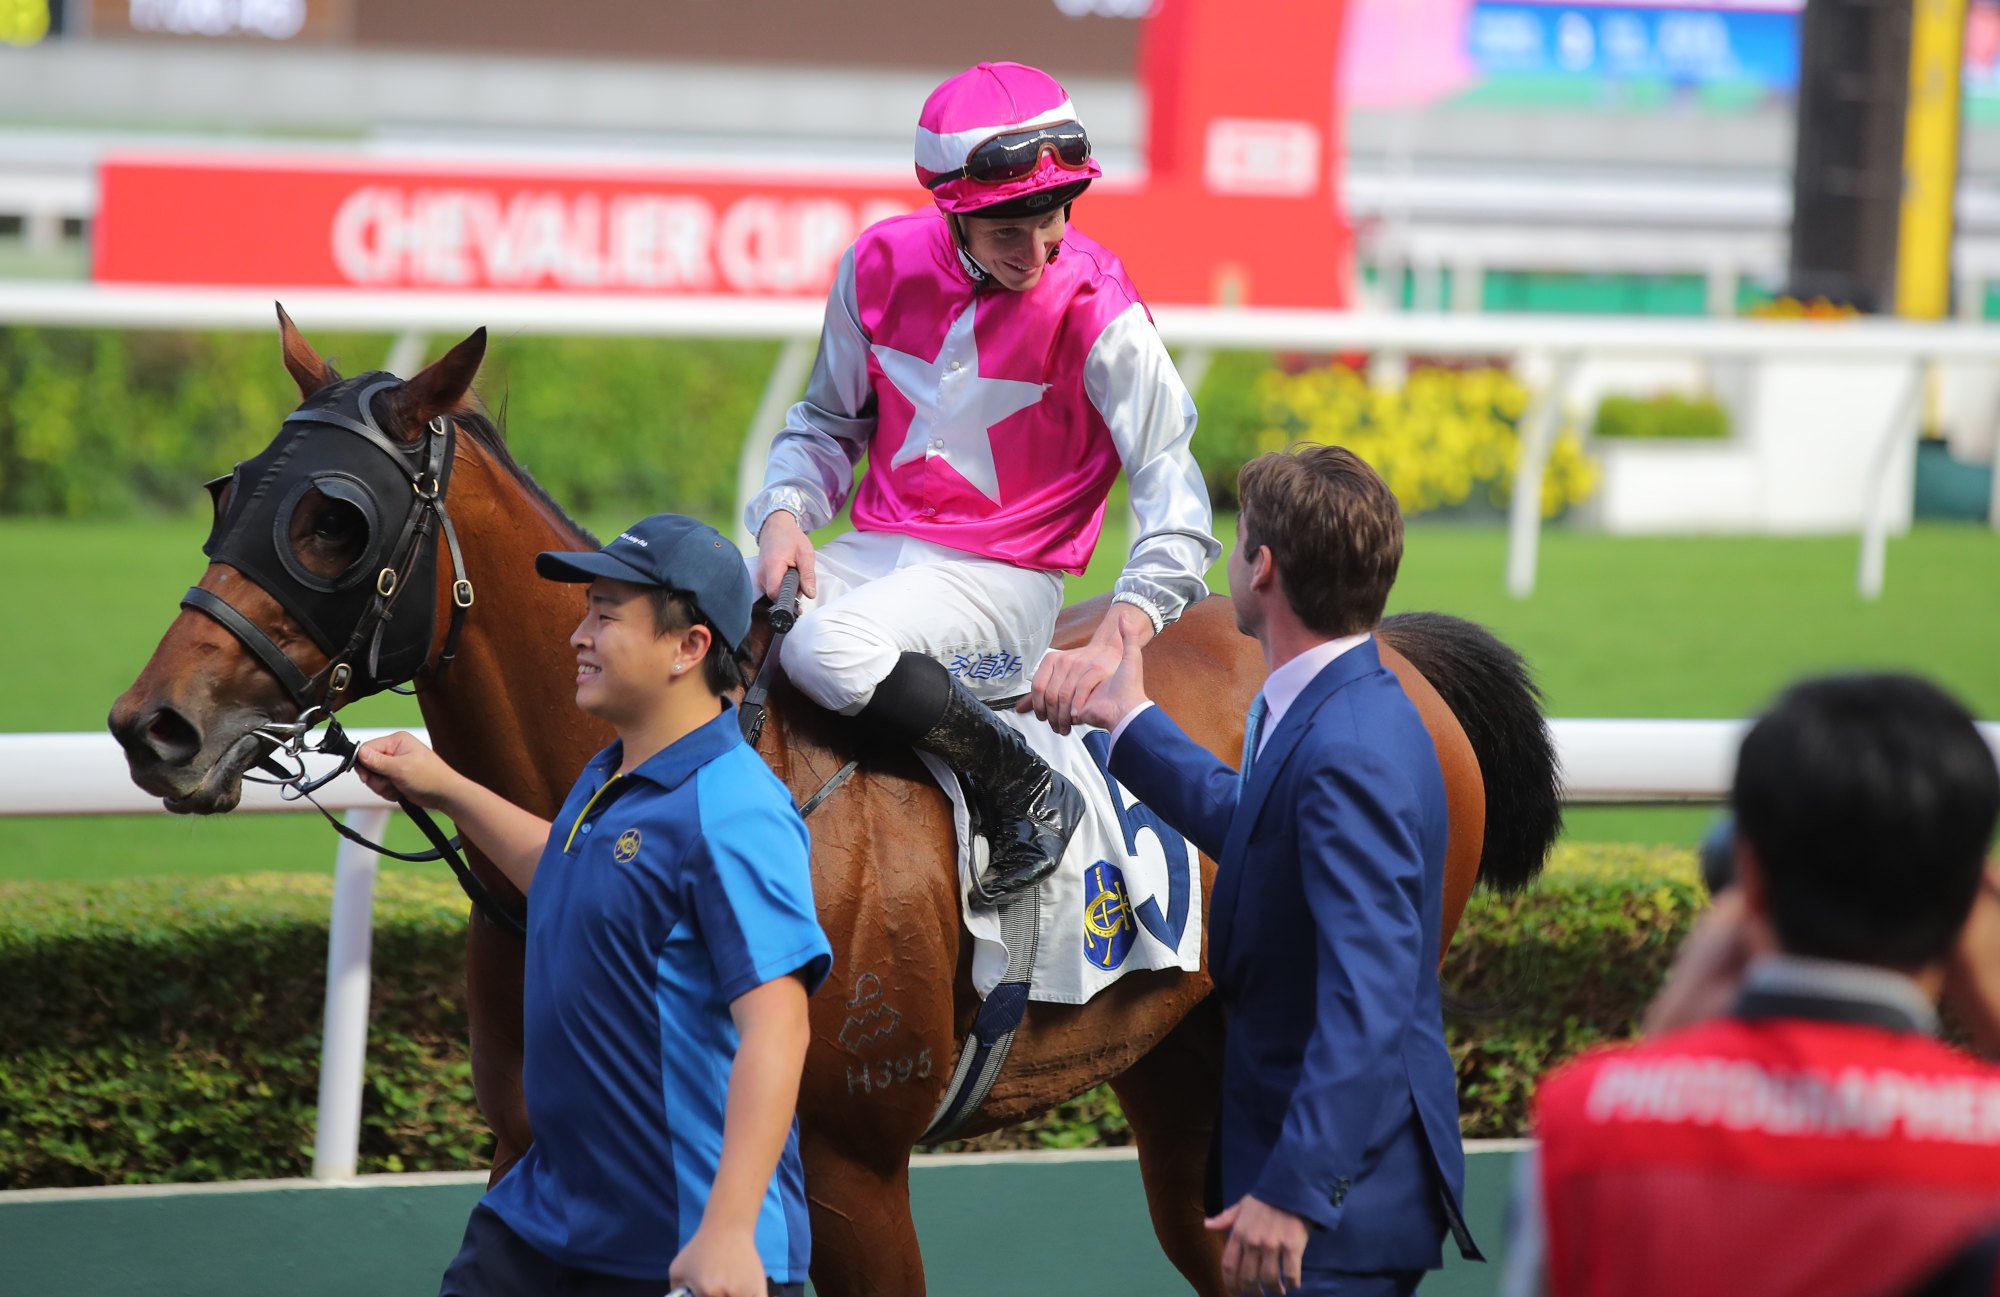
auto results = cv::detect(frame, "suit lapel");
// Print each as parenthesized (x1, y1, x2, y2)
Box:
(1220, 639, 1384, 870)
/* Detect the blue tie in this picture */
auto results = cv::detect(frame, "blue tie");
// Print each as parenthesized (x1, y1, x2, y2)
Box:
(1239, 693, 1268, 787)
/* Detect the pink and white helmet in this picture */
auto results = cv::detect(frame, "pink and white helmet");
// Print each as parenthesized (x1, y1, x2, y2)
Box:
(915, 62, 1102, 216)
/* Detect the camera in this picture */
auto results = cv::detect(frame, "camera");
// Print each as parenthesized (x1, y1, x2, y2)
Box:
(1699, 815, 1737, 895)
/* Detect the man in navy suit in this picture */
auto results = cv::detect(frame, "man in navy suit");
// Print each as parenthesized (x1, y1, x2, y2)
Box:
(1069, 445, 1477, 1295)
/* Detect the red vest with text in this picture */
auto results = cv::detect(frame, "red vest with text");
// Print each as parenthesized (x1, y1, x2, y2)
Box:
(1537, 1017, 2000, 1297)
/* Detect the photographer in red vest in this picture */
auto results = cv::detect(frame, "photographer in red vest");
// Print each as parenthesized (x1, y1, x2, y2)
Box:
(1503, 673, 2000, 1297)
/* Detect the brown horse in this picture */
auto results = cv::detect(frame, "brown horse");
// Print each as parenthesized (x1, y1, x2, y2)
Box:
(109, 318, 1559, 1295)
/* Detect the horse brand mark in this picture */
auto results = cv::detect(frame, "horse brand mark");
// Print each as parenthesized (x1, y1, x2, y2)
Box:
(846, 1050, 934, 1097)
(612, 829, 641, 863)
(838, 972, 902, 1055)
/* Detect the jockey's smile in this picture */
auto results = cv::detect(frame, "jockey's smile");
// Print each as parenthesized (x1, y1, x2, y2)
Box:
(958, 208, 1067, 292)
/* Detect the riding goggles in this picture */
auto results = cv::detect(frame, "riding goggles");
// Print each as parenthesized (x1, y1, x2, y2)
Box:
(926, 120, 1092, 190)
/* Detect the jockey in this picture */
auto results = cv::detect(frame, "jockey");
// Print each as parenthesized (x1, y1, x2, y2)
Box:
(747, 60, 1220, 905)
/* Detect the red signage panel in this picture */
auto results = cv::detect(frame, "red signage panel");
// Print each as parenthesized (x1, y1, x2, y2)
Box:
(94, 152, 1350, 308)
(95, 157, 924, 296)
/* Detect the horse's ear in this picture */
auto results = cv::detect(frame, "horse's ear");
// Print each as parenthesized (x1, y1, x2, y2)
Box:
(397, 328, 487, 429)
(276, 303, 335, 399)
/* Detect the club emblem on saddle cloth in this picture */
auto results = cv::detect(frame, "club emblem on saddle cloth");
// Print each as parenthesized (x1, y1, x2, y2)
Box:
(872, 299, 1048, 506)
(916, 718, 1203, 1005)
(1082, 860, 1138, 971)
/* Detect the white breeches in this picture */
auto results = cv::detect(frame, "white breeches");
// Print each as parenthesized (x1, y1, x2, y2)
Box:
(774, 530, 1064, 713)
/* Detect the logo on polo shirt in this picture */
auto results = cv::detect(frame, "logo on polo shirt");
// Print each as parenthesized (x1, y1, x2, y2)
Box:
(613, 828, 642, 862)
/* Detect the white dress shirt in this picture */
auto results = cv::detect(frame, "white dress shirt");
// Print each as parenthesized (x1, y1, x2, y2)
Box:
(1107, 631, 1373, 759)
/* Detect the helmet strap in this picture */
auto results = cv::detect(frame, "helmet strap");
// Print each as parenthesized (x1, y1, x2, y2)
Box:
(945, 204, 1078, 285)
(946, 213, 992, 284)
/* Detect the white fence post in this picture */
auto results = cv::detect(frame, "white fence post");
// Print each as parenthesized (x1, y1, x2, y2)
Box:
(1857, 363, 1926, 601)
(1505, 350, 1581, 600)
(734, 336, 817, 550)
(383, 330, 430, 378)
(1989, 415, 2000, 532)
(312, 806, 388, 1181)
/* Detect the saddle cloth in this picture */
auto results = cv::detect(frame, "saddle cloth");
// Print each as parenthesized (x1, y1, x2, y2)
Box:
(913, 711, 1204, 1005)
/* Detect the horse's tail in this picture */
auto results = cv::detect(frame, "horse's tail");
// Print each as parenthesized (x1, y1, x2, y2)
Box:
(1378, 611, 1561, 893)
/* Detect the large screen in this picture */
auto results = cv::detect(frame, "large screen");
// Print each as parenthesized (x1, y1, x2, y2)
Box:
(1345, 0, 2000, 117)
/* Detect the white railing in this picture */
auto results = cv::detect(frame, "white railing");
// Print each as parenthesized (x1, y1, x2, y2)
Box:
(4, 280, 2000, 596)
(7, 720, 2000, 1180)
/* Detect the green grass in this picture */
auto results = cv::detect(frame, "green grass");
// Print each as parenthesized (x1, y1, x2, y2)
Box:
(1, 514, 1995, 878)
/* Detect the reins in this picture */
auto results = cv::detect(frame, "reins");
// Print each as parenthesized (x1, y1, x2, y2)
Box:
(739, 568, 862, 819)
(243, 712, 527, 939)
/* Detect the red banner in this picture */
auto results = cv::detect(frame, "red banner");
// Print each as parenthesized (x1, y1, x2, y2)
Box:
(95, 157, 929, 296)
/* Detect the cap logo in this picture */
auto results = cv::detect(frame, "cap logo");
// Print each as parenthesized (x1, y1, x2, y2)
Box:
(615, 532, 650, 548)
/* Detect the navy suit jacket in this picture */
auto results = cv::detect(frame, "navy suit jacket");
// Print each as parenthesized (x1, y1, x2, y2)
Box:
(1110, 638, 1476, 1273)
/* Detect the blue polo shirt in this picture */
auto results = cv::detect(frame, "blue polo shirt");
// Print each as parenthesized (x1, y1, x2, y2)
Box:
(482, 701, 832, 1283)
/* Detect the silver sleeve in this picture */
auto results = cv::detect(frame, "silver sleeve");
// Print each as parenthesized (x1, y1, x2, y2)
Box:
(743, 247, 876, 536)
(1084, 303, 1222, 628)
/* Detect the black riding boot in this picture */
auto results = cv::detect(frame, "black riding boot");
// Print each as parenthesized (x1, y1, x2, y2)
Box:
(860, 651, 1084, 905)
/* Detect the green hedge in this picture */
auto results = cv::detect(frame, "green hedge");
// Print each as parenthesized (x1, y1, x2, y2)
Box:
(0, 328, 778, 521)
(1443, 843, 1706, 1138)
(0, 874, 483, 1187)
(0, 847, 1701, 1185)
(1591, 392, 1731, 441)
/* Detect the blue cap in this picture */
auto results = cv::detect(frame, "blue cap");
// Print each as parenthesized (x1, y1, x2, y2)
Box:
(536, 514, 754, 657)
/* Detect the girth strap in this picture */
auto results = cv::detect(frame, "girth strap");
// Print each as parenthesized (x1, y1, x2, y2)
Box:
(920, 875, 1041, 1143)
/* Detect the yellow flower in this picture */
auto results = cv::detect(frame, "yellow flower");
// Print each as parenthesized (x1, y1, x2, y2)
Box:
(1250, 365, 1597, 517)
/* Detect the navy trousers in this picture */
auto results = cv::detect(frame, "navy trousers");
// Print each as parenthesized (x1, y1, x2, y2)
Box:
(440, 1202, 806, 1297)
(1292, 1269, 1425, 1297)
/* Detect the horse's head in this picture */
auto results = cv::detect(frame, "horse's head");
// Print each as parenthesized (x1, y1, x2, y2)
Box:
(109, 307, 488, 812)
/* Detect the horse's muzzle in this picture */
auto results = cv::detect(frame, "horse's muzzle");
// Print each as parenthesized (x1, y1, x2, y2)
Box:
(107, 699, 254, 813)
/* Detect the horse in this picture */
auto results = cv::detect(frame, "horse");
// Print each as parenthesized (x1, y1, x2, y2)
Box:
(109, 315, 1561, 1295)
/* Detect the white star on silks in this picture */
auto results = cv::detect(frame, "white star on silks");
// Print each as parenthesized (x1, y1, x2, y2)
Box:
(873, 300, 1047, 505)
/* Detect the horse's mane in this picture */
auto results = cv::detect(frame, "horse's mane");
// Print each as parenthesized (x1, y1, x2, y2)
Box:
(450, 401, 600, 549)
(317, 356, 601, 549)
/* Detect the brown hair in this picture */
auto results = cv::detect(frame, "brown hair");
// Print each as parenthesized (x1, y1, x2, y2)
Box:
(1236, 445, 1403, 636)
(647, 588, 747, 695)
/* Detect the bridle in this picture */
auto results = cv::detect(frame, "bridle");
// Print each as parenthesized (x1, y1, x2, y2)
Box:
(184, 373, 521, 936)
(188, 373, 474, 724)
(183, 374, 838, 942)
